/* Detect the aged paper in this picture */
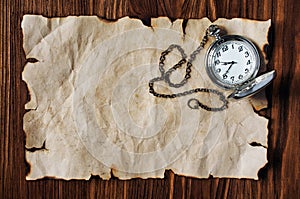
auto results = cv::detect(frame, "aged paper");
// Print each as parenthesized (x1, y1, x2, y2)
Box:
(22, 15, 271, 180)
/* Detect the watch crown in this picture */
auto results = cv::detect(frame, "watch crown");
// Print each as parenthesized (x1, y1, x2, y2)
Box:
(208, 25, 221, 40)
(208, 25, 220, 35)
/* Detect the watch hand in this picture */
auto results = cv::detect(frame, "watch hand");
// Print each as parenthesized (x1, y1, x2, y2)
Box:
(224, 61, 237, 75)
(224, 64, 233, 75)
(221, 61, 238, 65)
(220, 62, 230, 65)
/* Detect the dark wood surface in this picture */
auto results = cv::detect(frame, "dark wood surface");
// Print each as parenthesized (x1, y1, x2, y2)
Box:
(1, 0, 299, 198)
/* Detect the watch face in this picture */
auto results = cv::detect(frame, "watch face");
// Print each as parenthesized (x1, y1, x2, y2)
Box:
(206, 35, 260, 89)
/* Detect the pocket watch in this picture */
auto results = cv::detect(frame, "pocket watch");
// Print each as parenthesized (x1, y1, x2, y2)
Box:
(205, 25, 276, 99)
(148, 24, 276, 111)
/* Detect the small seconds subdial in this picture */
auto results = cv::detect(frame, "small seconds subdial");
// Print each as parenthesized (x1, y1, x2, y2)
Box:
(212, 40, 256, 86)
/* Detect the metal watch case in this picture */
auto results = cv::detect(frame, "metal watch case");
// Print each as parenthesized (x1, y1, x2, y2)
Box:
(205, 35, 261, 89)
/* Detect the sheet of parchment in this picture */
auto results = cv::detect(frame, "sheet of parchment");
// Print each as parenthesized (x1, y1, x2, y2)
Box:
(22, 15, 271, 180)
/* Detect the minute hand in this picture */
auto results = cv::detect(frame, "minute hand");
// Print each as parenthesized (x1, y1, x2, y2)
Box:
(224, 61, 237, 75)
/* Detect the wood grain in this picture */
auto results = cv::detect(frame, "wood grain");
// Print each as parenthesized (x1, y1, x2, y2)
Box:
(1, 0, 299, 198)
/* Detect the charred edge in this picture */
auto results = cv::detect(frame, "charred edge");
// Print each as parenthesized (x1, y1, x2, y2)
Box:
(249, 142, 267, 148)
(168, 17, 177, 23)
(25, 87, 31, 107)
(250, 96, 270, 118)
(25, 159, 31, 176)
(140, 17, 152, 27)
(25, 140, 47, 152)
(90, 174, 102, 180)
(265, 23, 275, 62)
(263, 44, 270, 62)
(26, 58, 39, 63)
(127, 16, 152, 28)
(110, 168, 120, 180)
(96, 17, 119, 23)
(182, 19, 188, 35)
(257, 162, 269, 179)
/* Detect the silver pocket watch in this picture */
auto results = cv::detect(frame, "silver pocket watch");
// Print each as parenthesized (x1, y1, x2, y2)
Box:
(205, 25, 276, 99)
(149, 24, 276, 111)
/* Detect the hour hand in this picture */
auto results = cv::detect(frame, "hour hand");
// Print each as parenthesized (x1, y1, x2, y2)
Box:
(221, 61, 237, 65)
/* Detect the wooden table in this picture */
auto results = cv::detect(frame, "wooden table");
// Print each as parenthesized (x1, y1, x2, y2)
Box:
(1, 0, 299, 198)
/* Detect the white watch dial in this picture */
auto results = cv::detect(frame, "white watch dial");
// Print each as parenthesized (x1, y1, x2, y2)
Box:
(212, 40, 256, 85)
(206, 35, 260, 89)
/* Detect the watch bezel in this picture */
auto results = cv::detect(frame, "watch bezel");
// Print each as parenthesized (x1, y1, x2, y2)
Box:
(205, 35, 261, 89)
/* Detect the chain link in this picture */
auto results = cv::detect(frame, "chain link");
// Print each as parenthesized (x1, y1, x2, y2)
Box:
(148, 27, 228, 112)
